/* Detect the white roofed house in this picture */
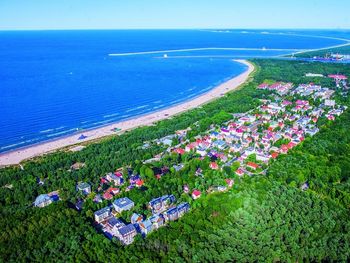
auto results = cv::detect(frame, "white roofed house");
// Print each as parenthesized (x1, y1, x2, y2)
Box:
(94, 207, 111, 223)
(139, 219, 153, 235)
(105, 217, 125, 236)
(34, 194, 53, 208)
(230, 143, 242, 153)
(76, 182, 91, 195)
(158, 135, 176, 146)
(113, 197, 134, 213)
(256, 153, 270, 163)
(149, 214, 165, 229)
(106, 172, 123, 186)
(131, 213, 143, 224)
(311, 108, 324, 117)
(305, 127, 319, 136)
(212, 139, 227, 150)
(196, 147, 207, 157)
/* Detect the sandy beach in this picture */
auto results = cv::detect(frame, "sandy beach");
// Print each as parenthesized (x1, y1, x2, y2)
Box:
(0, 59, 254, 166)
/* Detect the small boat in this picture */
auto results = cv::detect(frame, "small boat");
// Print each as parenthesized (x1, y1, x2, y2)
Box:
(163, 54, 168, 58)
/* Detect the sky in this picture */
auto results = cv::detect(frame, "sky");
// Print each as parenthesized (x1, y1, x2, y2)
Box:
(0, 0, 350, 30)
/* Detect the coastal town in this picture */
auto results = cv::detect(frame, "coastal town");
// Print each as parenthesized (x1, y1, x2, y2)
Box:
(33, 73, 348, 245)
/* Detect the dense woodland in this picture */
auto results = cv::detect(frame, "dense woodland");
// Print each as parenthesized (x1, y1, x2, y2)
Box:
(1, 58, 350, 262)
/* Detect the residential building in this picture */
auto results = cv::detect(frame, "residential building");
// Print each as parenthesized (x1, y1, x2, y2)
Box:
(192, 190, 201, 200)
(148, 195, 176, 213)
(106, 172, 124, 186)
(94, 207, 111, 223)
(34, 194, 53, 208)
(164, 207, 178, 221)
(76, 182, 91, 195)
(177, 202, 190, 217)
(149, 214, 165, 229)
(106, 217, 125, 235)
(139, 219, 153, 235)
(117, 224, 137, 245)
(113, 197, 135, 213)
(131, 213, 143, 224)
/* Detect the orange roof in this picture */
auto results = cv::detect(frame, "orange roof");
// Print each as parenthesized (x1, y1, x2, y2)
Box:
(271, 152, 279, 159)
(247, 162, 259, 169)
(136, 179, 144, 186)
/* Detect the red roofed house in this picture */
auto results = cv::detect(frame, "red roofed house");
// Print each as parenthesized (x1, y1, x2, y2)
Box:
(269, 82, 282, 90)
(109, 187, 120, 195)
(135, 179, 144, 187)
(287, 142, 296, 149)
(327, 115, 335, 121)
(209, 162, 219, 170)
(185, 142, 198, 152)
(271, 152, 279, 159)
(192, 190, 201, 200)
(114, 171, 123, 177)
(258, 83, 269, 89)
(174, 148, 185, 155)
(103, 192, 113, 200)
(247, 162, 259, 170)
(225, 179, 234, 188)
(328, 74, 348, 80)
(235, 168, 245, 177)
(280, 144, 289, 154)
(282, 100, 293, 106)
(100, 177, 108, 184)
(296, 100, 309, 106)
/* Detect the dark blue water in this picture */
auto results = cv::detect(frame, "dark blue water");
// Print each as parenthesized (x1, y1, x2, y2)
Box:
(0, 30, 349, 152)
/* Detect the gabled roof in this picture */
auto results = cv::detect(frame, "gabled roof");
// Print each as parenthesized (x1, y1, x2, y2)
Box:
(247, 162, 259, 169)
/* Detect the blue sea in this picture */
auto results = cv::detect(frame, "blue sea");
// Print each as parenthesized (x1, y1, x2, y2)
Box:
(0, 29, 349, 152)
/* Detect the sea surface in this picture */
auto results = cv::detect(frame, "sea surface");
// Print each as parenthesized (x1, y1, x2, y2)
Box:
(0, 29, 349, 152)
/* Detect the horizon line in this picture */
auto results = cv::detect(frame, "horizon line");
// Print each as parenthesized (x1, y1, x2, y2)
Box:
(1, 27, 350, 32)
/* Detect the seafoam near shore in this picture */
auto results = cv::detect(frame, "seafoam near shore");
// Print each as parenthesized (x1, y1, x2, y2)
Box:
(0, 60, 254, 166)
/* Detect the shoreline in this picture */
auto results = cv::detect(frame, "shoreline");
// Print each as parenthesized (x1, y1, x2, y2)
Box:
(0, 59, 254, 166)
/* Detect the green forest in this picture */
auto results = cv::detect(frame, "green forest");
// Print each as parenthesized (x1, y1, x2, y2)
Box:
(1, 58, 350, 262)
